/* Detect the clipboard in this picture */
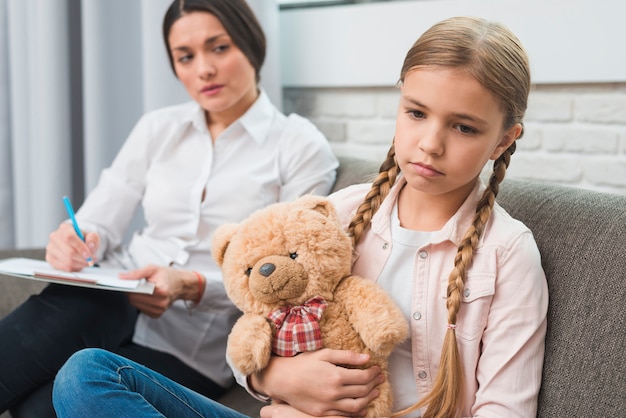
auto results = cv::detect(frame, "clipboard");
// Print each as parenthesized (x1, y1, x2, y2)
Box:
(0, 257, 155, 294)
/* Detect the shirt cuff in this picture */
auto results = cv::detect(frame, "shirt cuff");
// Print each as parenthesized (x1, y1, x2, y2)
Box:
(227, 353, 271, 403)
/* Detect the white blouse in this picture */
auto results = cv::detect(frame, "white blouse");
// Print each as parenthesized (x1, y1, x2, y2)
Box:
(75, 90, 339, 387)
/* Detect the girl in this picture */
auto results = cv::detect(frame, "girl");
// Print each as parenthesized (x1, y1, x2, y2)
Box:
(52, 15, 547, 418)
(254, 15, 548, 418)
(0, 0, 337, 416)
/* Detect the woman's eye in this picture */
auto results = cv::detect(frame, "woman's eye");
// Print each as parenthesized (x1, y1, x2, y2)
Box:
(289, 252, 298, 260)
(245, 267, 252, 277)
(214, 44, 230, 53)
(177, 55, 192, 64)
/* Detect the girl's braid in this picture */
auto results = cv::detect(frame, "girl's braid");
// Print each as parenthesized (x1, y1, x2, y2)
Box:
(394, 141, 517, 418)
(423, 141, 516, 418)
(447, 140, 515, 323)
(347, 142, 399, 247)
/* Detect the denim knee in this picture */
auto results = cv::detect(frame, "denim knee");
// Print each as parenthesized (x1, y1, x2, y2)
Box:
(53, 348, 111, 401)
(53, 348, 130, 417)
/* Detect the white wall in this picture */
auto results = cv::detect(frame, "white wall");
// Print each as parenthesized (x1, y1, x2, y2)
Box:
(280, 0, 626, 196)
(280, 0, 626, 87)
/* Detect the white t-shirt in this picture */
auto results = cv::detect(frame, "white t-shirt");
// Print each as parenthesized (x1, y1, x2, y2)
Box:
(75, 90, 339, 387)
(376, 201, 432, 411)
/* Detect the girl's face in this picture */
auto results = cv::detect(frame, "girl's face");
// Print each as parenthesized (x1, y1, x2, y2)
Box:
(395, 67, 520, 203)
(168, 11, 258, 121)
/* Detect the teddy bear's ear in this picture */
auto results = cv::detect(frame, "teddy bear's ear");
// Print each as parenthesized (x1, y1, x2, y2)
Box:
(298, 195, 335, 219)
(211, 223, 240, 266)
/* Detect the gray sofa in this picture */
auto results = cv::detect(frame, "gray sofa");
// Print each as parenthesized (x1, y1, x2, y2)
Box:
(1, 156, 624, 417)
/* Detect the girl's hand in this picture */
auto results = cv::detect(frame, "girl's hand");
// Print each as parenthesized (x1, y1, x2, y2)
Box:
(122, 265, 202, 318)
(46, 223, 99, 271)
(252, 349, 382, 417)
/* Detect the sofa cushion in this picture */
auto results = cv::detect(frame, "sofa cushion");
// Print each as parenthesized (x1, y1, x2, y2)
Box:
(332, 156, 379, 193)
(498, 179, 626, 418)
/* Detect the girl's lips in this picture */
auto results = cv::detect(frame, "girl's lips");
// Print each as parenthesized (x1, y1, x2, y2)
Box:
(412, 162, 443, 177)
(200, 84, 224, 96)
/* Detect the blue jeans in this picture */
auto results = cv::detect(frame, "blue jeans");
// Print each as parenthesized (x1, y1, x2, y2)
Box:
(53, 349, 249, 418)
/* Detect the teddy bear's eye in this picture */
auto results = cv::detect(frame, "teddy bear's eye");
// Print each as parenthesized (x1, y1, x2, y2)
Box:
(245, 267, 252, 276)
(289, 252, 298, 260)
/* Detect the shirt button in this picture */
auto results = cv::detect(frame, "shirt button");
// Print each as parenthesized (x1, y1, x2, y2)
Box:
(412, 311, 422, 320)
(419, 250, 428, 259)
(418, 371, 427, 379)
(464, 288, 471, 297)
(382, 242, 389, 250)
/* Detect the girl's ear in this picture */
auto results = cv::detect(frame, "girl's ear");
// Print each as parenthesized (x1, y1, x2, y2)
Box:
(490, 123, 522, 160)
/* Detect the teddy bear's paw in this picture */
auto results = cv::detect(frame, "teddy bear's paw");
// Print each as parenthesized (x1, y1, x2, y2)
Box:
(227, 315, 273, 375)
(375, 333, 409, 357)
(228, 342, 272, 376)
(368, 317, 410, 357)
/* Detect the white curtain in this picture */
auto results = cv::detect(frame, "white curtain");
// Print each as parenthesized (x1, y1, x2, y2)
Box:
(0, 0, 280, 250)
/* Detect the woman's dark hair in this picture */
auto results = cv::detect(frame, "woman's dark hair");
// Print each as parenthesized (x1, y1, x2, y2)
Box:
(163, 0, 266, 83)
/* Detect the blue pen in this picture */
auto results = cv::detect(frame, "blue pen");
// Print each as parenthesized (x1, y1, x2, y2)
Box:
(63, 196, 93, 265)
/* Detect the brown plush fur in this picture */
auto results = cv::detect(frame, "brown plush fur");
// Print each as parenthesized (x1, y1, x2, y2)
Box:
(213, 195, 408, 418)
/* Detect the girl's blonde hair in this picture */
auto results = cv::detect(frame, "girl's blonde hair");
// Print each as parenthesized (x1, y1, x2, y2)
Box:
(347, 16, 530, 418)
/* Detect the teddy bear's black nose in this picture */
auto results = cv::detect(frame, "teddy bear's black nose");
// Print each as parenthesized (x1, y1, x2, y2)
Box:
(259, 263, 276, 277)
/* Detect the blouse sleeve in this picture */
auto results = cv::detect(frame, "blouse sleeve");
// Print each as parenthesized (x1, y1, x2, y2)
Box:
(75, 113, 158, 260)
(277, 114, 338, 201)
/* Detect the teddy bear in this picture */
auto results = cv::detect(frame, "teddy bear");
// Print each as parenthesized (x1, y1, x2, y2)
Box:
(212, 194, 409, 418)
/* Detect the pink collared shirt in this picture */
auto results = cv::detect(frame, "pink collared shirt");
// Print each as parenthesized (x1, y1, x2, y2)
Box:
(329, 177, 548, 418)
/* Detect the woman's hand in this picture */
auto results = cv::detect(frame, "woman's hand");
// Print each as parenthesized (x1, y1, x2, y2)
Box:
(122, 265, 203, 318)
(252, 349, 382, 417)
(46, 223, 99, 271)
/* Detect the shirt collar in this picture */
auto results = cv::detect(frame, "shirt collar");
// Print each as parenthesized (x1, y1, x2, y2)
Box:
(436, 180, 485, 246)
(237, 89, 275, 145)
(187, 89, 274, 144)
(189, 103, 208, 135)
(371, 176, 485, 246)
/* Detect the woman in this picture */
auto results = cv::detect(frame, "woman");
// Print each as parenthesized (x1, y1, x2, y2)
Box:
(0, 0, 337, 416)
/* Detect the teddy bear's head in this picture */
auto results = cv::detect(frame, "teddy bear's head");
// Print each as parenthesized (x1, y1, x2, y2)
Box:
(212, 195, 353, 315)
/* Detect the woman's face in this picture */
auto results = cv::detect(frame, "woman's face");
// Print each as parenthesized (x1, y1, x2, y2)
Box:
(168, 11, 258, 121)
(394, 67, 520, 203)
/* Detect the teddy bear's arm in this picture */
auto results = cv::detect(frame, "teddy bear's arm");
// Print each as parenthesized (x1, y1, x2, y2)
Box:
(226, 313, 274, 376)
(336, 276, 409, 357)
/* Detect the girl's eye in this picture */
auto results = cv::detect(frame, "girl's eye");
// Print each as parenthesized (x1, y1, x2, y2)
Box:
(245, 267, 252, 277)
(176, 55, 192, 64)
(456, 124, 478, 135)
(407, 110, 425, 119)
(289, 252, 298, 260)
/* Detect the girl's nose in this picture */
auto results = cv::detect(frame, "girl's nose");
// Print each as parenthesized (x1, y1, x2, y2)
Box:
(419, 124, 445, 156)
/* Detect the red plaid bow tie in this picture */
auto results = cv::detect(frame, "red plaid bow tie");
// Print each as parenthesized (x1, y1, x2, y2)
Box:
(267, 296, 328, 357)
